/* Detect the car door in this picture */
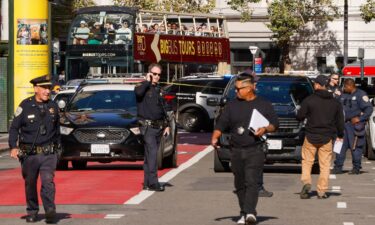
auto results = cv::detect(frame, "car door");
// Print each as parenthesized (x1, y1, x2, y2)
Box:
(197, 80, 228, 119)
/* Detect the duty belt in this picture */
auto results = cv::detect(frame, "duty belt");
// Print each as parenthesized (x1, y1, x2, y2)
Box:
(139, 119, 166, 129)
(19, 143, 55, 155)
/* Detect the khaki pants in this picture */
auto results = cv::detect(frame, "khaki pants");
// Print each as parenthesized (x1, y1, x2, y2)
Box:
(301, 138, 333, 196)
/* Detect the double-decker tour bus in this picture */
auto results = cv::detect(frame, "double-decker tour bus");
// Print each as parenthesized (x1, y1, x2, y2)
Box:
(64, 6, 231, 82)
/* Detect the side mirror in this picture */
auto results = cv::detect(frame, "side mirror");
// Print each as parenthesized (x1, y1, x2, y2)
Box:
(57, 100, 66, 110)
(219, 97, 228, 106)
(207, 97, 219, 106)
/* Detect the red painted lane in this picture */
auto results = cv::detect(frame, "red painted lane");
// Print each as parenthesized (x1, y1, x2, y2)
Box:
(0, 144, 208, 206)
(0, 213, 105, 219)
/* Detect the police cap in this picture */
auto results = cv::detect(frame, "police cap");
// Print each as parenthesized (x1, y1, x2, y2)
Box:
(30, 75, 53, 87)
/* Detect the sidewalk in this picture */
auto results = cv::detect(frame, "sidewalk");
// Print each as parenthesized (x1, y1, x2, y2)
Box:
(0, 133, 9, 154)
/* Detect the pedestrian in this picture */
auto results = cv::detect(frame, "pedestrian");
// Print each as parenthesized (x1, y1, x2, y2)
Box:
(9, 75, 60, 223)
(211, 71, 279, 225)
(134, 63, 170, 192)
(332, 78, 373, 175)
(296, 75, 344, 199)
(327, 73, 342, 98)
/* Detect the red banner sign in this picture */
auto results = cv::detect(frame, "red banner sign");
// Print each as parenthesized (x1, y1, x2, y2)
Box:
(134, 33, 230, 64)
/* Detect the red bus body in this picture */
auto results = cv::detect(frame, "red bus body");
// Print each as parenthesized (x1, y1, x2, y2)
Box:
(342, 59, 375, 77)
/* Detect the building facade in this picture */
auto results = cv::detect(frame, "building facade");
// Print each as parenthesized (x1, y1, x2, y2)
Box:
(213, 0, 375, 75)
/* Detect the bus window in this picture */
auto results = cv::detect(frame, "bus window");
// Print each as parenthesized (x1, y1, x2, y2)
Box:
(69, 12, 134, 45)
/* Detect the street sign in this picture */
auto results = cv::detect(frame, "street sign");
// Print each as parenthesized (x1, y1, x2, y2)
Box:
(254, 57, 262, 73)
(249, 46, 258, 55)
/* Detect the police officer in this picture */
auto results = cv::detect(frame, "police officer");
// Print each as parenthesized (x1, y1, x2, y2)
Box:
(327, 73, 342, 98)
(332, 78, 373, 174)
(9, 75, 60, 223)
(211, 72, 279, 225)
(134, 63, 170, 192)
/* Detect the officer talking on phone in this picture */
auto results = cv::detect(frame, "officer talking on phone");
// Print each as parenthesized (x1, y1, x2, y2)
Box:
(134, 63, 170, 192)
(9, 75, 60, 223)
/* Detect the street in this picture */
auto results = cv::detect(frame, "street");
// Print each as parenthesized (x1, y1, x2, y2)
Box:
(0, 131, 374, 225)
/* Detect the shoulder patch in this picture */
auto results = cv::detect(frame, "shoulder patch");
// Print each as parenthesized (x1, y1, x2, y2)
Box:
(14, 107, 23, 117)
(362, 95, 369, 102)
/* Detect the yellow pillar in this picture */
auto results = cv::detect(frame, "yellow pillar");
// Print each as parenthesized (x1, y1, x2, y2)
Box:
(12, 0, 49, 111)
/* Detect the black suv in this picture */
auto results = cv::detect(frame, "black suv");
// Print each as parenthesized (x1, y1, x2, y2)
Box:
(213, 75, 314, 172)
(57, 80, 177, 170)
(163, 75, 232, 132)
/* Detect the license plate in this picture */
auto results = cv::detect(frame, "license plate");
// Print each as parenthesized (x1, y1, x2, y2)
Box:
(267, 139, 282, 150)
(91, 144, 110, 154)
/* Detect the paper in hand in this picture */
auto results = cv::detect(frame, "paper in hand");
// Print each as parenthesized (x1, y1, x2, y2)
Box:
(248, 109, 269, 139)
(333, 140, 343, 154)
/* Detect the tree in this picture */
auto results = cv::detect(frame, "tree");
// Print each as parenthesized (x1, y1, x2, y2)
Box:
(266, 0, 340, 73)
(73, 0, 95, 10)
(360, 0, 375, 23)
(226, 0, 261, 21)
(112, 0, 215, 13)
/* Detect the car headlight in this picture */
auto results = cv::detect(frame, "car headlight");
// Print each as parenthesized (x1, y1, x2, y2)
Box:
(60, 126, 74, 135)
(130, 127, 141, 135)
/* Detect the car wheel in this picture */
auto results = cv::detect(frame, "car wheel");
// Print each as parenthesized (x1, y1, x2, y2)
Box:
(71, 160, 87, 170)
(367, 134, 375, 160)
(163, 131, 178, 168)
(157, 139, 164, 169)
(214, 150, 230, 172)
(56, 160, 68, 170)
(180, 110, 205, 132)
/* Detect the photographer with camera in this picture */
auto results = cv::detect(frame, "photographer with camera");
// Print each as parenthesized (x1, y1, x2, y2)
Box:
(134, 63, 170, 192)
(9, 75, 60, 223)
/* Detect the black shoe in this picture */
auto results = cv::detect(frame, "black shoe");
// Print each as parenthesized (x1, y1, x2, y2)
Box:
(45, 209, 56, 224)
(26, 214, 37, 223)
(142, 185, 149, 190)
(317, 193, 329, 199)
(348, 169, 360, 175)
(300, 184, 311, 199)
(148, 184, 165, 192)
(331, 168, 343, 174)
(258, 188, 273, 197)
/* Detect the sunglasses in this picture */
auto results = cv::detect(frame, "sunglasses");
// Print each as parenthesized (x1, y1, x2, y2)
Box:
(331, 78, 339, 80)
(235, 86, 250, 91)
(152, 72, 161, 76)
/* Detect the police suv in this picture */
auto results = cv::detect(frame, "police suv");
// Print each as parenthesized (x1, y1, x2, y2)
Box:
(163, 74, 232, 132)
(212, 74, 315, 172)
(56, 76, 177, 170)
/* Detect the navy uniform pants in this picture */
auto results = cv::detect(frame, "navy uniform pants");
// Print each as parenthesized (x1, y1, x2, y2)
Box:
(231, 145, 265, 216)
(334, 123, 365, 171)
(21, 153, 57, 215)
(141, 126, 162, 187)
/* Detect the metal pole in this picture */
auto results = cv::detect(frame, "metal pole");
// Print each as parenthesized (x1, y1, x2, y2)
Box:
(360, 59, 364, 81)
(344, 0, 348, 66)
(252, 54, 255, 71)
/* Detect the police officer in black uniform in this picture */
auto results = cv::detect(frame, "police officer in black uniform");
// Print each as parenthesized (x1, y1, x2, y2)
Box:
(211, 72, 279, 225)
(332, 78, 373, 174)
(134, 63, 170, 192)
(9, 75, 60, 223)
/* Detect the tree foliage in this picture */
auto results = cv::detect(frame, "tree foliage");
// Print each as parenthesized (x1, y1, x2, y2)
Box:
(360, 0, 375, 23)
(266, 0, 340, 72)
(73, 0, 96, 10)
(112, 0, 215, 13)
(226, 0, 261, 21)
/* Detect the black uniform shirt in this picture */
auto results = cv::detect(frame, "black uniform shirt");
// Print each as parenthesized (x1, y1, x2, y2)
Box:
(134, 81, 166, 120)
(8, 96, 60, 149)
(215, 97, 279, 148)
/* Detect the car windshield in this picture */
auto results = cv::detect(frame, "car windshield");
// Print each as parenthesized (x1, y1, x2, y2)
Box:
(227, 78, 313, 105)
(68, 90, 136, 111)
